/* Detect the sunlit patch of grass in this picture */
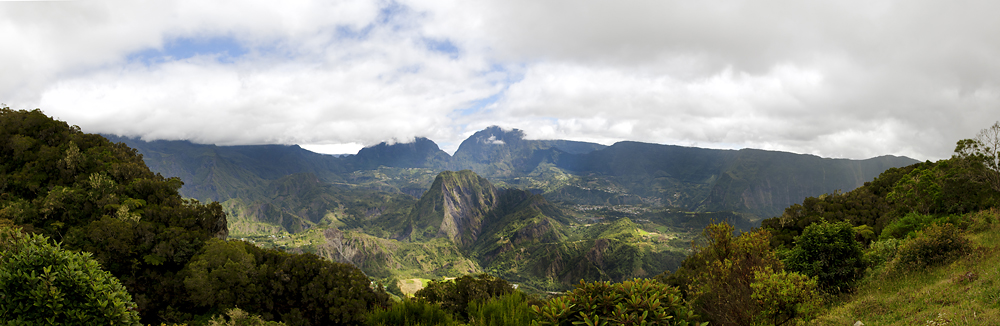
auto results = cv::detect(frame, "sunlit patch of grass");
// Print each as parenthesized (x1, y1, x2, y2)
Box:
(811, 215, 1000, 325)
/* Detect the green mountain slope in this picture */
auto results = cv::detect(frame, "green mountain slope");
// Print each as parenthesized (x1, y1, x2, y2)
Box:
(108, 126, 916, 236)
(701, 149, 919, 218)
(554, 141, 918, 219)
(398, 170, 501, 244)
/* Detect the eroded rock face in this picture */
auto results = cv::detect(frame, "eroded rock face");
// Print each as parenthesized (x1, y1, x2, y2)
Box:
(437, 175, 499, 246)
(407, 170, 499, 245)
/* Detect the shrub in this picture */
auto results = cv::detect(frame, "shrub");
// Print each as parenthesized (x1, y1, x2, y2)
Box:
(864, 238, 901, 269)
(207, 308, 285, 326)
(365, 299, 458, 326)
(967, 208, 999, 232)
(0, 226, 141, 325)
(893, 223, 971, 269)
(671, 223, 784, 325)
(414, 273, 514, 320)
(784, 221, 866, 293)
(467, 292, 534, 326)
(879, 212, 970, 240)
(750, 268, 823, 326)
(531, 278, 701, 326)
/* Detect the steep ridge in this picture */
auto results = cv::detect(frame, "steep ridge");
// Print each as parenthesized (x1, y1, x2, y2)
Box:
(403, 170, 500, 245)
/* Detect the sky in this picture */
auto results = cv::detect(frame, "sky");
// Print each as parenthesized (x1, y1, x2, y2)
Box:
(2, 1, 999, 161)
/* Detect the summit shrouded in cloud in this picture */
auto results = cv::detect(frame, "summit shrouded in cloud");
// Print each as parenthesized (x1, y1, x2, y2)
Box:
(2, 0, 999, 161)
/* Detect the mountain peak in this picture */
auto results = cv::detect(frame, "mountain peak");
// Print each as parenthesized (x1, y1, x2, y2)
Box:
(468, 126, 526, 146)
(406, 170, 500, 245)
(353, 137, 449, 169)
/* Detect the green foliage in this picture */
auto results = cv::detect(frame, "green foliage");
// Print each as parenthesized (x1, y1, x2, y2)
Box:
(685, 223, 781, 324)
(877, 212, 967, 240)
(811, 209, 1000, 325)
(954, 121, 1000, 192)
(182, 238, 390, 325)
(364, 299, 458, 326)
(530, 278, 701, 326)
(750, 267, 823, 326)
(467, 292, 534, 326)
(783, 221, 866, 293)
(207, 308, 285, 326)
(893, 223, 972, 269)
(863, 238, 902, 269)
(658, 223, 822, 325)
(0, 226, 140, 325)
(0, 108, 231, 323)
(414, 273, 514, 321)
(763, 151, 1000, 249)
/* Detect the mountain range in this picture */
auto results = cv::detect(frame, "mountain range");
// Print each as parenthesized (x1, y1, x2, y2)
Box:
(99, 127, 917, 291)
(105, 126, 916, 230)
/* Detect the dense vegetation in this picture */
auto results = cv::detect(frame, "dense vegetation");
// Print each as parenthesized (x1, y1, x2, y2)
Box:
(0, 108, 387, 325)
(6, 106, 999, 325)
(0, 225, 140, 325)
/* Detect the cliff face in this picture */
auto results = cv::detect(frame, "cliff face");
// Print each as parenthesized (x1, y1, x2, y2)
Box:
(700, 150, 920, 218)
(406, 170, 500, 246)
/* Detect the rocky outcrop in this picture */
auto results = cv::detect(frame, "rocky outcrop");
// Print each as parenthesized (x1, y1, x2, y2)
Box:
(407, 170, 499, 246)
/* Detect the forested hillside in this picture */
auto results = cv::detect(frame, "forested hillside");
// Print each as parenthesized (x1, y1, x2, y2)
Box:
(1, 108, 388, 325)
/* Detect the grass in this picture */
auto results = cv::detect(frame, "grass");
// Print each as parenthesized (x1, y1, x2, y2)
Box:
(811, 212, 1000, 325)
(398, 278, 433, 297)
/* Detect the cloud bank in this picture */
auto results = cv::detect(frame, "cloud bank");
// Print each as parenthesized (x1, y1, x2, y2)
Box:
(2, 0, 999, 160)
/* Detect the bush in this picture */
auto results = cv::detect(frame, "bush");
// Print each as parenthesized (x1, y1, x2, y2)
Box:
(894, 223, 971, 269)
(967, 208, 1000, 232)
(467, 292, 534, 326)
(365, 299, 458, 326)
(669, 223, 785, 325)
(879, 212, 965, 240)
(784, 221, 866, 293)
(414, 273, 514, 321)
(750, 268, 823, 326)
(0, 226, 141, 325)
(207, 308, 285, 326)
(531, 278, 701, 326)
(864, 238, 902, 269)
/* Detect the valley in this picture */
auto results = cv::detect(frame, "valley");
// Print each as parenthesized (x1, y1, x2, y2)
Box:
(6, 107, 998, 325)
(103, 126, 916, 294)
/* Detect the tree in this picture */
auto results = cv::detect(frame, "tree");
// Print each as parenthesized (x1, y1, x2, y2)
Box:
(181, 238, 390, 325)
(659, 222, 822, 325)
(955, 121, 1000, 191)
(783, 221, 866, 293)
(1, 107, 229, 323)
(0, 226, 141, 325)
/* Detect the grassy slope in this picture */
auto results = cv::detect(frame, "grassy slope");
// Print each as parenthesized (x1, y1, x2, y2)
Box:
(813, 211, 1000, 325)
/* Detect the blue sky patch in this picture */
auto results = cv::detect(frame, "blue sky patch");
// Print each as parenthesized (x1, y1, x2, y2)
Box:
(128, 36, 247, 65)
(424, 38, 459, 58)
(457, 92, 503, 116)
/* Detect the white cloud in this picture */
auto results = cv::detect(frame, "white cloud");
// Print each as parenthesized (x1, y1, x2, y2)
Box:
(3, 0, 1000, 159)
